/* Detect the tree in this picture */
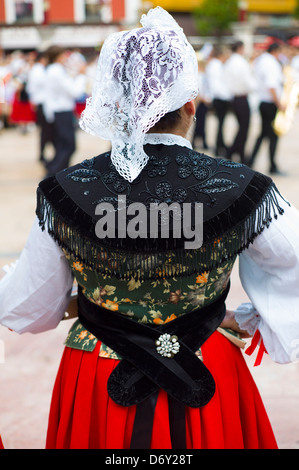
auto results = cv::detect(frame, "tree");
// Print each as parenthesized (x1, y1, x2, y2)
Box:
(193, 0, 239, 37)
(293, 0, 299, 19)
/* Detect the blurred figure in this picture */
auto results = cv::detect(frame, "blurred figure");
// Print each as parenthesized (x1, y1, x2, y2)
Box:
(43, 46, 86, 177)
(249, 43, 285, 175)
(0, 54, 15, 129)
(9, 52, 36, 133)
(205, 46, 231, 157)
(65, 49, 88, 118)
(224, 41, 256, 163)
(192, 58, 211, 150)
(291, 45, 299, 81)
(26, 51, 55, 164)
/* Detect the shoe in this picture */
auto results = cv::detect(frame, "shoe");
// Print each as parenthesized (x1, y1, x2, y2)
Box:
(269, 168, 287, 176)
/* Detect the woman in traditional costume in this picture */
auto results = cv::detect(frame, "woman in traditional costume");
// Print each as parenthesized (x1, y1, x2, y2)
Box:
(1, 8, 299, 449)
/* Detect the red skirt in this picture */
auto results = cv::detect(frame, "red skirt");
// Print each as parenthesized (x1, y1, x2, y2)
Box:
(10, 95, 36, 124)
(46, 331, 277, 449)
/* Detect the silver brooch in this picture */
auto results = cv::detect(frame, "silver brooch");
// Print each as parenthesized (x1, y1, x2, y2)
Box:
(155, 333, 180, 358)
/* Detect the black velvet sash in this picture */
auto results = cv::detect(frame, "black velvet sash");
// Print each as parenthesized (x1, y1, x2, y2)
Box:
(77, 284, 229, 448)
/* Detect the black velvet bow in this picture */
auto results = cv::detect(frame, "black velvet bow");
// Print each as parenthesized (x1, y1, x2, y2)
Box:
(78, 283, 229, 408)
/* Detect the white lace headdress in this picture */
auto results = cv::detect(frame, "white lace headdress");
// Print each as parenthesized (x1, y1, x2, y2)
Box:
(79, 7, 199, 182)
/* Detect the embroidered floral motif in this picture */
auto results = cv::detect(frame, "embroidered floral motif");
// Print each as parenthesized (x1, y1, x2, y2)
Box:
(141, 180, 188, 206)
(175, 151, 239, 202)
(146, 154, 171, 178)
(66, 168, 101, 183)
(176, 153, 213, 180)
(72, 261, 84, 273)
(63, 250, 235, 359)
(196, 272, 209, 284)
(218, 159, 245, 169)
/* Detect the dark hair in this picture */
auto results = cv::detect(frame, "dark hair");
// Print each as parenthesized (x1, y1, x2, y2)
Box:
(211, 45, 226, 58)
(35, 51, 47, 62)
(148, 109, 181, 133)
(267, 43, 281, 54)
(231, 41, 244, 53)
(46, 45, 65, 64)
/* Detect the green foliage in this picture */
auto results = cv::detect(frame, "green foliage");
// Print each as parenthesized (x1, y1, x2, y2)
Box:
(293, 0, 299, 19)
(193, 0, 239, 36)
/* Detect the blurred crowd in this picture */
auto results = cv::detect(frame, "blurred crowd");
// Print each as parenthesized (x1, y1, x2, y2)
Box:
(0, 46, 98, 176)
(193, 37, 299, 175)
(0, 37, 299, 176)
(0, 47, 97, 131)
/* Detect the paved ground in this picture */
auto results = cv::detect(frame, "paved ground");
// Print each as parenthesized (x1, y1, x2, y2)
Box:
(0, 109, 299, 449)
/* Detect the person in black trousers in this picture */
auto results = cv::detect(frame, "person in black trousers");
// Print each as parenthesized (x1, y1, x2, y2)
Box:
(205, 46, 231, 157)
(249, 43, 286, 174)
(224, 41, 255, 164)
(227, 94, 250, 163)
(26, 52, 55, 164)
(250, 102, 279, 172)
(43, 46, 86, 177)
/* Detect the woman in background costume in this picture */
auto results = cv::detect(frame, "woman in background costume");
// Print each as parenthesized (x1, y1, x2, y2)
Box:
(1, 8, 299, 449)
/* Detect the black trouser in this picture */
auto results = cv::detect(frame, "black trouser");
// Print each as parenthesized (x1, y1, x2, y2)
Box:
(46, 111, 76, 177)
(227, 95, 250, 163)
(36, 104, 55, 161)
(192, 102, 208, 149)
(249, 102, 279, 172)
(212, 98, 230, 155)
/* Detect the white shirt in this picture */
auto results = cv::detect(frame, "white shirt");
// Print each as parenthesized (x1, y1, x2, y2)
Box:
(291, 55, 299, 81)
(43, 63, 86, 122)
(26, 63, 47, 106)
(1, 136, 299, 365)
(253, 52, 284, 103)
(224, 53, 256, 97)
(197, 71, 211, 102)
(205, 58, 232, 101)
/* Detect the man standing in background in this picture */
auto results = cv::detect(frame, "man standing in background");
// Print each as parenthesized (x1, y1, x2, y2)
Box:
(249, 43, 286, 175)
(205, 46, 231, 157)
(224, 41, 256, 164)
(43, 46, 86, 177)
(26, 51, 54, 165)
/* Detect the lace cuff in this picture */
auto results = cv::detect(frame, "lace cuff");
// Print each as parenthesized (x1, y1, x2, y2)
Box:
(234, 302, 260, 336)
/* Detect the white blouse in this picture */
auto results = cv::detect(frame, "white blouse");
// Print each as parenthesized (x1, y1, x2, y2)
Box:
(1, 137, 299, 365)
(253, 52, 284, 104)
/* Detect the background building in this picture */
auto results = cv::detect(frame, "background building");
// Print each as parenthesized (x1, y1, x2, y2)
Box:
(0, 0, 298, 50)
(0, 0, 141, 50)
(147, 0, 299, 37)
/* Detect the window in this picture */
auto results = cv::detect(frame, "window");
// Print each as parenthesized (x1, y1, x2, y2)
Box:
(84, 0, 105, 22)
(15, 0, 34, 23)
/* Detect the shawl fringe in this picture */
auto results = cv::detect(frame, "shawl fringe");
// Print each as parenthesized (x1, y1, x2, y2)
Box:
(36, 173, 287, 280)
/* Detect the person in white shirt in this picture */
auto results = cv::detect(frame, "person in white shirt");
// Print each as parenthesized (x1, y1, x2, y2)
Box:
(224, 41, 256, 163)
(291, 53, 299, 81)
(26, 52, 55, 164)
(249, 43, 285, 174)
(43, 46, 87, 177)
(192, 59, 211, 150)
(205, 46, 232, 157)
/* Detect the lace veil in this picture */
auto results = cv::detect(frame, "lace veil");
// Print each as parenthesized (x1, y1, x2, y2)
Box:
(79, 7, 199, 182)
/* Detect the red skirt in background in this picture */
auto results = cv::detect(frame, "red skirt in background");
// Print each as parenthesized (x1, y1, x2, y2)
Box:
(75, 102, 86, 118)
(10, 94, 36, 124)
(0, 435, 4, 449)
(46, 331, 278, 449)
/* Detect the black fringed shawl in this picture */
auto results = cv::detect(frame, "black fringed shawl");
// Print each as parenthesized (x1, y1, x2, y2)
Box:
(36, 144, 287, 280)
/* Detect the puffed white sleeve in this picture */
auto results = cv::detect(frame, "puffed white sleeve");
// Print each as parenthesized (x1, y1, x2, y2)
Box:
(237, 198, 299, 364)
(0, 217, 74, 334)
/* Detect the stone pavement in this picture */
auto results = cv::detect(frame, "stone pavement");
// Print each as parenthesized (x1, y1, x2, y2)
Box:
(0, 109, 299, 449)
